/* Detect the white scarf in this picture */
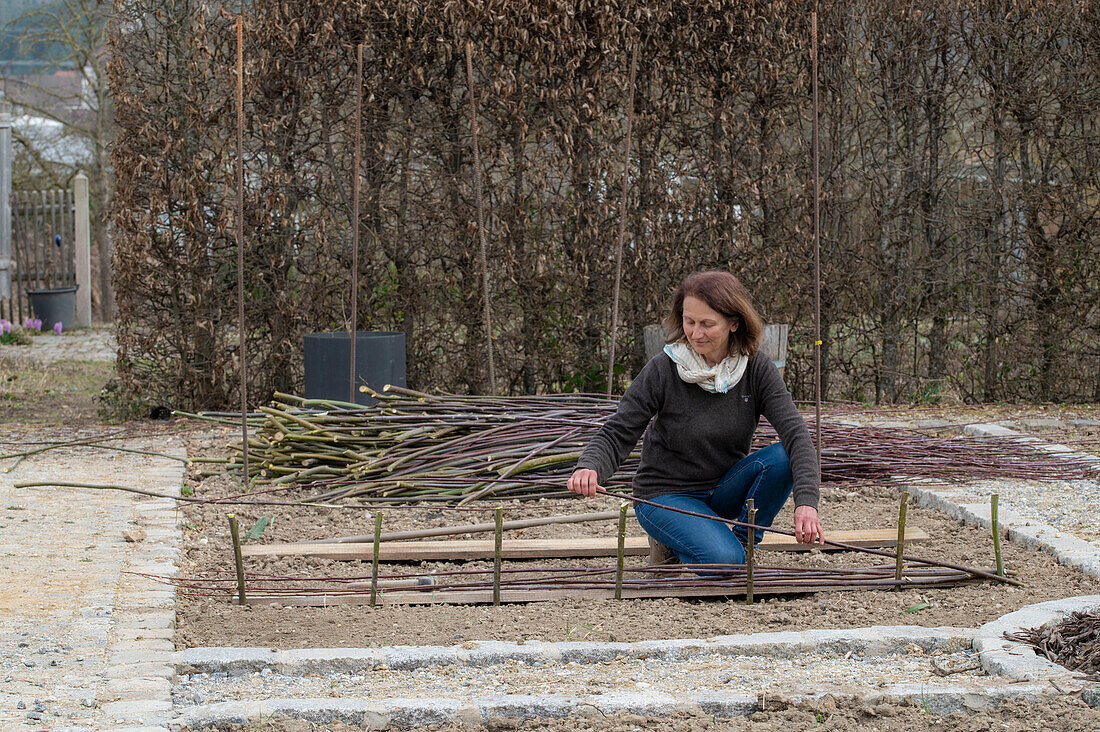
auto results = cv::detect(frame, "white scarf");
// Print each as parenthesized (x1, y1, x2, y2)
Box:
(663, 342, 748, 394)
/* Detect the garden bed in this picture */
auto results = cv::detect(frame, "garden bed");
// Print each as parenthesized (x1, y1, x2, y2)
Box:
(175, 433, 1096, 649)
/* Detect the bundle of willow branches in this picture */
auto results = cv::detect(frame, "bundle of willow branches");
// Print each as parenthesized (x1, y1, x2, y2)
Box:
(1004, 610, 1100, 679)
(185, 387, 1100, 504)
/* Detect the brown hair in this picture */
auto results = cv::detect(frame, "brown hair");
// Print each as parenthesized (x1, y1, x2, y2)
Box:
(662, 271, 764, 357)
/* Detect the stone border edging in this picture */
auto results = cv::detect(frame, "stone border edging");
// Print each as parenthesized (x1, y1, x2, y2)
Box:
(174, 625, 974, 677)
(973, 594, 1100, 707)
(175, 680, 1055, 729)
(96, 448, 186, 732)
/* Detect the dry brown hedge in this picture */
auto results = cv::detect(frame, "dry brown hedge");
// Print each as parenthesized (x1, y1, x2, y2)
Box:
(108, 0, 1100, 409)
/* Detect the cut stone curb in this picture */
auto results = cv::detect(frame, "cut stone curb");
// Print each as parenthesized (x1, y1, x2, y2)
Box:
(973, 594, 1100, 707)
(94, 448, 186, 730)
(174, 681, 1059, 730)
(174, 625, 975, 676)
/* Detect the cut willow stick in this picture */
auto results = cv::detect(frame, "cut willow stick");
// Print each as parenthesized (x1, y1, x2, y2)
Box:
(370, 512, 383, 608)
(895, 491, 910, 584)
(228, 514, 247, 605)
(11, 481, 381, 511)
(0, 442, 189, 465)
(991, 493, 1004, 577)
(746, 498, 756, 605)
(615, 502, 628, 600)
(493, 506, 503, 606)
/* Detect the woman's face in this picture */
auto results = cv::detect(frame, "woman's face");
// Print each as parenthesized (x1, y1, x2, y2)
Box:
(682, 295, 737, 366)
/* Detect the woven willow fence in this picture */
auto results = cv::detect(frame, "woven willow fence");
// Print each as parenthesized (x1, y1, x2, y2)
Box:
(108, 0, 1100, 409)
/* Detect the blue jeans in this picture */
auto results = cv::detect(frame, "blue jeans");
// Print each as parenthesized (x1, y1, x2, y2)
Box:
(634, 443, 794, 567)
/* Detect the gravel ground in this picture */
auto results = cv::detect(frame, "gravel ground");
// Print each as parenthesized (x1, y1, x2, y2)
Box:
(0, 436, 184, 729)
(1, 327, 116, 364)
(175, 646, 985, 707)
(960, 478, 1100, 549)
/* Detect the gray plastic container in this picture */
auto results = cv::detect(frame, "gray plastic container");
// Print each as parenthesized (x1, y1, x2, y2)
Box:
(26, 285, 78, 331)
(303, 331, 406, 405)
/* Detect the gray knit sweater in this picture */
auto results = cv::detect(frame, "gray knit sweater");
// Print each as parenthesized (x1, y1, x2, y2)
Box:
(575, 351, 820, 509)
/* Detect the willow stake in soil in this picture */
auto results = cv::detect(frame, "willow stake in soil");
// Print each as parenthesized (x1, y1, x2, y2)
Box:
(746, 498, 756, 605)
(895, 491, 909, 584)
(228, 514, 246, 605)
(992, 493, 1004, 577)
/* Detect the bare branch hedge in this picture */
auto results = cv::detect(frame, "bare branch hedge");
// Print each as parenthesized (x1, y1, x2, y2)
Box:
(108, 0, 1100, 409)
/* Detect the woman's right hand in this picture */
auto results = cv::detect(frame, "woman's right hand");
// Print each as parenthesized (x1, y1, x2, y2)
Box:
(567, 468, 602, 498)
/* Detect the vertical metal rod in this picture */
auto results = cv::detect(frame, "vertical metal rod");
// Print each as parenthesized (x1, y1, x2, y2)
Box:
(811, 9, 822, 478)
(370, 511, 382, 607)
(228, 514, 247, 605)
(464, 41, 496, 394)
(349, 43, 363, 403)
(606, 44, 639, 396)
(493, 505, 503, 605)
(991, 493, 1004, 577)
(615, 502, 628, 600)
(236, 16, 249, 486)
(745, 498, 755, 605)
(894, 491, 910, 584)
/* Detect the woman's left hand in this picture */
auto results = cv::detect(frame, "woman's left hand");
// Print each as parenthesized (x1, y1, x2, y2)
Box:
(793, 505, 823, 545)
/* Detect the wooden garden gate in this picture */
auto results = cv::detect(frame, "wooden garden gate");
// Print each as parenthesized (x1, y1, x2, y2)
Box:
(0, 189, 77, 325)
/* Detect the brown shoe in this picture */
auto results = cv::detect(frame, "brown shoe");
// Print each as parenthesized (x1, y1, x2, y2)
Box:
(647, 537, 679, 566)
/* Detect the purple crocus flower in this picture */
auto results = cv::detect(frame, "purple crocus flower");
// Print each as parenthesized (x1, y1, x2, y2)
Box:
(0, 319, 10, 335)
(53, 321, 63, 335)
(23, 318, 42, 332)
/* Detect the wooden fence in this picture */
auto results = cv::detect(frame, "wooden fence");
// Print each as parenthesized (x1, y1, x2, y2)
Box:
(0, 189, 76, 325)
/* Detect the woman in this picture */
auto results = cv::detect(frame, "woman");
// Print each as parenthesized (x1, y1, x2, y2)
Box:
(567, 271, 823, 568)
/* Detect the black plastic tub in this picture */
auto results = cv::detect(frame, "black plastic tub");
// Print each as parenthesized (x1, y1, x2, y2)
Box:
(303, 331, 406, 406)
(26, 285, 78, 331)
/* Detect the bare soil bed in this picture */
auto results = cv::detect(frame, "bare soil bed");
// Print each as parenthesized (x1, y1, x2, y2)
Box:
(191, 695, 1100, 732)
(175, 432, 1096, 650)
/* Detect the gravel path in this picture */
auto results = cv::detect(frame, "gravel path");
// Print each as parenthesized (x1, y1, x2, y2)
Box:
(961, 478, 1100, 549)
(0, 439, 184, 730)
(176, 645, 985, 707)
(1, 328, 115, 364)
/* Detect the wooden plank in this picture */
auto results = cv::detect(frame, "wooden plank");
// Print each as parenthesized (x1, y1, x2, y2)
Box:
(242, 528, 930, 562)
(241, 574, 973, 608)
